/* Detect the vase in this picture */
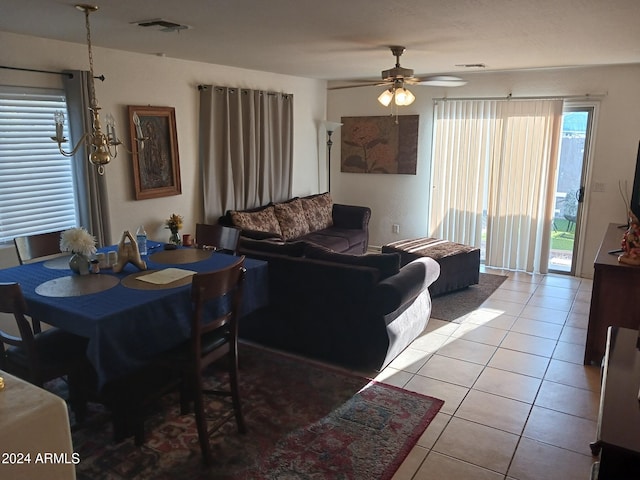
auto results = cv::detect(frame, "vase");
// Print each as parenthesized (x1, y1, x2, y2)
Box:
(69, 253, 90, 275)
(169, 229, 182, 245)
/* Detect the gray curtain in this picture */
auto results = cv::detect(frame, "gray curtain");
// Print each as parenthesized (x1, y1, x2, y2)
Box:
(199, 86, 293, 221)
(63, 70, 112, 246)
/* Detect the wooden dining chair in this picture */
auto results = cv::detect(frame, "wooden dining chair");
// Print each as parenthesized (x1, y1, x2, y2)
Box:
(0, 282, 91, 421)
(13, 230, 66, 265)
(195, 223, 241, 255)
(129, 256, 247, 463)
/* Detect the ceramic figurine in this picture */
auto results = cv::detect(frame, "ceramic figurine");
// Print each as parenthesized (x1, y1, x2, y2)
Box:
(619, 211, 640, 265)
(112, 230, 147, 272)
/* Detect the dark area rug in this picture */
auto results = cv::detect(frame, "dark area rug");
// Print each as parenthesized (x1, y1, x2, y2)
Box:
(68, 343, 443, 479)
(430, 272, 508, 322)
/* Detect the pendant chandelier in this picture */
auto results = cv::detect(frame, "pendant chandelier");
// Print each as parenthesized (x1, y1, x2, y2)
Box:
(51, 4, 145, 175)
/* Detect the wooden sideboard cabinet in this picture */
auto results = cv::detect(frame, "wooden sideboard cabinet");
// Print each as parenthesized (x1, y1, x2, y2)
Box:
(584, 223, 640, 365)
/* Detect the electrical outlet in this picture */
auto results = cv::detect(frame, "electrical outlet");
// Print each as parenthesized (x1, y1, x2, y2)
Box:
(593, 182, 606, 192)
(392, 224, 400, 234)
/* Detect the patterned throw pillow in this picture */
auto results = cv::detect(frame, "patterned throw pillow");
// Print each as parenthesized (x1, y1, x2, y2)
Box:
(230, 206, 282, 237)
(273, 199, 310, 241)
(300, 192, 334, 231)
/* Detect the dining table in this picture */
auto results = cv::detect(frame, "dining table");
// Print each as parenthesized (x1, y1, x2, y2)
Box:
(0, 241, 268, 388)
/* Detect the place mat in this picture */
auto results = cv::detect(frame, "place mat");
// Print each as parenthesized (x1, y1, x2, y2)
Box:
(148, 248, 212, 265)
(36, 274, 120, 297)
(136, 268, 196, 285)
(121, 269, 194, 290)
(42, 255, 73, 270)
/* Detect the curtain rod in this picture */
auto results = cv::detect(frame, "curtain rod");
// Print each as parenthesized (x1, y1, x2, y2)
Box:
(197, 85, 291, 97)
(433, 92, 607, 102)
(0, 65, 105, 81)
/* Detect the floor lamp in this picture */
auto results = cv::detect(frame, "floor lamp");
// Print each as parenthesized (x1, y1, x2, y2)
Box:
(323, 121, 342, 192)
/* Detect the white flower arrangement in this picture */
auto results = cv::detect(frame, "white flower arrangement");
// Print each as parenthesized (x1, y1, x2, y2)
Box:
(59, 227, 97, 257)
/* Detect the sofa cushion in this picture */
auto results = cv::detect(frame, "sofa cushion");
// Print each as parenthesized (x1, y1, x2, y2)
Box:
(239, 237, 307, 257)
(300, 192, 334, 231)
(304, 243, 401, 279)
(273, 198, 310, 241)
(230, 205, 282, 238)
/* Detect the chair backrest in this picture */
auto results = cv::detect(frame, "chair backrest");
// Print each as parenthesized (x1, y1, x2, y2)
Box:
(0, 282, 39, 380)
(14, 230, 65, 265)
(195, 223, 241, 254)
(190, 256, 246, 362)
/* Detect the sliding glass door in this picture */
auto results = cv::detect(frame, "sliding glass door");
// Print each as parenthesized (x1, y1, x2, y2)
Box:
(548, 106, 595, 274)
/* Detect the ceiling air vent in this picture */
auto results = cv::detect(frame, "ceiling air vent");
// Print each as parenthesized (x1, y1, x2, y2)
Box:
(134, 18, 192, 32)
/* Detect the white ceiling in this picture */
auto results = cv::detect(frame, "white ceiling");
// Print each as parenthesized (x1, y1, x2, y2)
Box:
(1, 0, 640, 83)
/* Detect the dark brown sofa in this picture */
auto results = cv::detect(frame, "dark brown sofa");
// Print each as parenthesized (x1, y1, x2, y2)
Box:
(237, 239, 441, 371)
(219, 192, 370, 254)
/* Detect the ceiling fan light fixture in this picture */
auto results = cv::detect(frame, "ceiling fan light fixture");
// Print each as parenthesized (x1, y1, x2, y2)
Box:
(395, 87, 415, 106)
(378, 89, 394, 107)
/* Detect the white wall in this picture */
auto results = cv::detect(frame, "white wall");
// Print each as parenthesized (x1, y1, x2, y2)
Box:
(328, 64, 640, 278)
(0, 31, 327, 267)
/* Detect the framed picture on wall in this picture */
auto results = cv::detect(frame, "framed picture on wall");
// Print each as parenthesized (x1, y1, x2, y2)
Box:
(128, 105, 182, 200)
(340, 114, 419, 174)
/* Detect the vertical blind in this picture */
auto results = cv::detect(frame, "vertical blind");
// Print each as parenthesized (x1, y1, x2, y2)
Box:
(0, 86, 78, 243)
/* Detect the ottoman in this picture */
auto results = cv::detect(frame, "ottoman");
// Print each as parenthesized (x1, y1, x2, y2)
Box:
(382, 237, 480, 297)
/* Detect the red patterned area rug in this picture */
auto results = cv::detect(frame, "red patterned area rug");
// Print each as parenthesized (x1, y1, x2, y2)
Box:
(71, 343, 443, 479)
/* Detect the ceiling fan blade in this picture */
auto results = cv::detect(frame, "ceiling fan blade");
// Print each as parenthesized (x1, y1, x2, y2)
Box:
(414, 75, 468, 87)
(328, 82, 391, 90)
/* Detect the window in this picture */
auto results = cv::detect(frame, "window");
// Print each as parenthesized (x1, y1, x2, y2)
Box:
(0, 86, 78, 243)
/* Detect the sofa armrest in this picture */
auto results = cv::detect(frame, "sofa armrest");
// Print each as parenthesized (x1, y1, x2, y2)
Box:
(332, 204, 371, 230)
(371, 257, 441, 315)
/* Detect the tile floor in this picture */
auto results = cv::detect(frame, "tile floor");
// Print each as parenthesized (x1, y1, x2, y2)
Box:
(378, 267, 600, 480)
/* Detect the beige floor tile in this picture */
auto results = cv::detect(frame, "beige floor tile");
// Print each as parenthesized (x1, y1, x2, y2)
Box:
(473, 367, 542, 403)
(416, 411, 451, 449)
(462, 309, 518, 330)
(450, 323, 508, 346)
(552, 340, 586, 364)
(488, 348, 550, 378)
(500, 278, 539, 294)
(507, 271, 544, 285)
(575, 290, 592, 303)
(390, 445, 428, 480)
(375, 367, 414, 388)
(544, 359, 601, 392)
(510, 317, 563, 340)
(524, 297, 573, 315)
(404, 375, 469, 415)
(565, 311, 589, 329)
(435, 337, 497, 365)
(410, 332, 450, 354)
(559, 325, 587, 345)
(508, 437, 594, 480)
(534, 380, 600, 421)
(541, 275, 582, 289)
(455, 389, 532, 435)
(387, 347, 431, 373)
(417, 354, 484, 387)
(478, 298, 525, 317)
(523, 406, 597, 454)
(433, 417, 519, 473)
(489, 288, 532, 304)
(533, 284, 578, 299)
(570, 300, 590, 316)
(501, 331, 557, 357)
(423, 318, 459, 336)
(414, 452, 504, 480)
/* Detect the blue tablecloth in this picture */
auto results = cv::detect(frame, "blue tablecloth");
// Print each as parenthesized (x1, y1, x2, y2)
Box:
(0, 243, 268, 387)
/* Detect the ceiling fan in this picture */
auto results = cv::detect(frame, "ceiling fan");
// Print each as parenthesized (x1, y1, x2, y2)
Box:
(330, 46, 467, 106)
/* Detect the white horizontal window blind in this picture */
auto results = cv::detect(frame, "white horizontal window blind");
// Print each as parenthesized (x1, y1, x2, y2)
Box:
(0, 86, 78, 243)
